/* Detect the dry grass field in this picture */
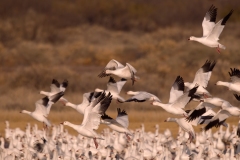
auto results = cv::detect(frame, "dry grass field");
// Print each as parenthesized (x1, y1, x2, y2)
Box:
(0, 0, 240, 137)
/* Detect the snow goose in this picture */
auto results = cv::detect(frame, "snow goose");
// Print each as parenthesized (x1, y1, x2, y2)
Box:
(40, 79, 68, 97)
(184, 60, 216, 97)
(101, 108, 132, 139)
(196, 109, 228, 127)
(152, 76, 199, 116)
(186, 97, 226, 122)
(125, 91, 161, 102)
(233, 94, 240, 137)
(95, 76, 126, 103)
(204, 101, 240, 131)
(98, 59, 139, 85)
(164, 117, 196, 142)
(61, 91, 112, 149)
(20, 91, 64, 128)
(188, 5, 233, 53)
(216, 68, 240, 93)
(61, 92, 96, 114)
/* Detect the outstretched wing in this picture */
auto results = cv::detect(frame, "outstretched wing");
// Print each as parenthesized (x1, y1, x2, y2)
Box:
(169, 76, 184, 103)
(192, 60, 216, 88)
(229, 68, 240, 84)
(60, 79, 68, 92)
(82, 92, 112, 130)
(98, 59, 124, 78)
(202, 5, 217, 37)
(35, 91, 64, 117)
(207, 10, 233, 41)
(204, 109, 231, 131)
(171, 85, 198, 109)
(115, 108, 129, 128)
(50, 79, 60, 93)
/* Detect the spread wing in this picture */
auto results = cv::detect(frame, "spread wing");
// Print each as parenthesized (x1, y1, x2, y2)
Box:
(229, 68, 240, 84)
(50, 79, 60, 93)
(101, 114, 124, 127)
(115, 108, 129, 128)
(207, 10, 233, 41)
(204, 109, 231, 131)
(202, 5, 217, 37)
(34, 97, 49, 117)
(186, 102, 216, 122)
(125, 92, 160, 102)
(34, 91, 64, 117)
(82, 92, 112, 130)
(192, 60, 216, 88)
(169, 76, 184, 103)
(60, 79, 68, 92)
(98, 59, 124, 78)
(107, 77, 119, 93)
(116, 78, 127, 93)
(171, 85, 198, 109)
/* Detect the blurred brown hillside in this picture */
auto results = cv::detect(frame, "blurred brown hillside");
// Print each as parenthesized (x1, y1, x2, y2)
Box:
(0, 0, 240, 111)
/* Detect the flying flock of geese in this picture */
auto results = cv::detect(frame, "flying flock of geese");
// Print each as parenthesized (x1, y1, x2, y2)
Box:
(1, 4, 239, 160)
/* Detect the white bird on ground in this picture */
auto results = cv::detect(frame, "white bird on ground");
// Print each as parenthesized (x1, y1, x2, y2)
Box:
(125, 91, 160, 102)
(101, 108, 132, 139)
(216, 68, 240, 93)
(95, 76, 127, 103)
(184, 60, 216, 97)
(61, 91, 112, 148)
(98, 59, 139, 85)
(188, 5, 233, 53)
(20, 92, 64, 128)
(152, 76, 199, 117)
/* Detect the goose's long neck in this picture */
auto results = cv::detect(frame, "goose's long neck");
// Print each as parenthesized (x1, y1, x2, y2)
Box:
(21, 110, 32, 116)
(153, 101, 168, 109)
(216, 81, 230, 88)
(65, 122, 79, 131)
(95, 88, 103, 92)
(167, 118, 177, 122)
(66, 102, 77, 110)
(40, 91, 50, 96)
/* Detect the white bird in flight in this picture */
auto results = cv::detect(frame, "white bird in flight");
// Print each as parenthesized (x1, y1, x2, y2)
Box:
(216, 68, 240, 93)
(61, 91, 112, 149)
(20, 91, 64, 128)
(95, 76, 127, 103)
(188, 5, 233, 53)
(152, 76, 199, 117)
(98, 59, 139, 85)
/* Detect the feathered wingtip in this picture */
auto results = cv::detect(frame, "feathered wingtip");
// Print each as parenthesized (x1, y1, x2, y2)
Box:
(98, 70, 110, 78)
(188, 84, 199, 97)
(52, 79, 60, 88)
(108, 76, 116, 83)
(51, 91, 64, 103)
(233, 94, 240, 101)
(101, 113, 113, 120)
(229, 68, 240, 77)
(62, 79, 68, 88)
(117, 108, 128, 116)
(175, 75, 184, 91)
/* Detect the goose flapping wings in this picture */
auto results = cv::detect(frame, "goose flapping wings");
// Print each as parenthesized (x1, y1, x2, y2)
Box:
(169, 76, 185, 103)
(98, 59, 125, 78)
(35, 91, 64, 117)
(202, 5, 218, 37)
(82, 91, 112, 130)
(125, 91, 160, 103)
